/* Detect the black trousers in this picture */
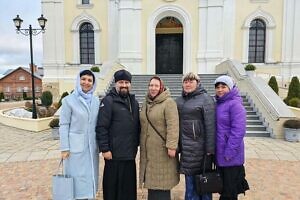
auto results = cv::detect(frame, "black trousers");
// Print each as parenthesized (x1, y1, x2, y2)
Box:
(148, 189, 171, 200)
(103, 160, 137, 200)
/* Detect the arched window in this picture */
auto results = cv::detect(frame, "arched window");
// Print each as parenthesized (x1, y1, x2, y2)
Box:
(80, 22, 95, 64)
(248, 19, 266, 63)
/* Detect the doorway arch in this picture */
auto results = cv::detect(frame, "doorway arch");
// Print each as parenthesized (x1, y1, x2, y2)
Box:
(147, 5, 191, 74)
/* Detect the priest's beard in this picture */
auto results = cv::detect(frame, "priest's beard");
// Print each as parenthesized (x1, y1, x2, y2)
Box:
(119, 87, 129, 98)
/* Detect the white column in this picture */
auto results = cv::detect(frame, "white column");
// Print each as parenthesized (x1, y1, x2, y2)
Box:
(281, 0, 300, 81)
(197, 0, 224, 73)
(118, 0, 142, 74)
(108, 0, 119, 61)
(41, 0, 65, 81)
(223, 0, 236, 60)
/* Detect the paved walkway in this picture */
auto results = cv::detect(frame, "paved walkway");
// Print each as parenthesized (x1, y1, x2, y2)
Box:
(0, 123, 299, 199)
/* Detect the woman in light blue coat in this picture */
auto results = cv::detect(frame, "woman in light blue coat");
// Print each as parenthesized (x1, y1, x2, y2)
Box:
(59, 70, 100, 199)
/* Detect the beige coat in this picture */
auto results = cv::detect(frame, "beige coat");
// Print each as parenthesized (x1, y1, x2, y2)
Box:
(139, 89, 180, 190)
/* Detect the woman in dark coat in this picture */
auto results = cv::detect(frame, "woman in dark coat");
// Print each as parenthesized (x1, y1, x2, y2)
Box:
(176, 72, 215, 200)
(214, 75, 249, 200)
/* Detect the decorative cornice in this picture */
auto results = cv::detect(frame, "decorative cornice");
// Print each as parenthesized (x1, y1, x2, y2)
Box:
(243, 8, 276, 28)
(71, 12, 101, 31)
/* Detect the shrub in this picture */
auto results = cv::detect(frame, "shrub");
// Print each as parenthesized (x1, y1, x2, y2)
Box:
(283, 119, 300, 129)
(49, 118, 59, 128)
(288, 97, 300, 108)
(24, 96, 33, 100)
(244, 64, 256, 71)
(41, 91, 53, 108)
(90, 66, 100, 72)
(58, 91, 69, 108)
(25, 107, 33, 112)
(0, 92, 4, 100)
(268, 76, 279, 95)
(284, 76, 300, 105)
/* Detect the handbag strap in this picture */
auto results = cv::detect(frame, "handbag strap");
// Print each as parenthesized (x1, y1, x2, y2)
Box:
(56, 158, 65, 176)
(145, 105, 166, 142)
(202, 155, 218, 175)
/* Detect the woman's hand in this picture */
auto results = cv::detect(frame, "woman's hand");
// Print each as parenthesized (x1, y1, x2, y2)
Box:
(102, 151, 113, 160)
(168, 149, 176, 158)
(61, 151, 70, 159)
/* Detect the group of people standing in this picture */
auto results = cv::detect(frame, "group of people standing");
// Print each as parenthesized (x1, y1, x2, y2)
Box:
(58, 69, 249, 200)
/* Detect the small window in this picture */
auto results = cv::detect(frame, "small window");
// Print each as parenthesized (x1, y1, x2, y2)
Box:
(5, 87, 10, 92)
(19, 75, 25, 81)
(23, 87, 29, 92)
(82, 0, 89, 4)
(17, 87, 22, 92)
(36, 86, 40, 92)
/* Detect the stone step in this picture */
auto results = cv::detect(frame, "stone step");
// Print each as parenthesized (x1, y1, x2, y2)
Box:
(247, 120, 263, 125)
(246, 130, 270, 137)
(247, 115, 260, 120)
(106, 74, 271, 137)
(247, 125, 266, 131)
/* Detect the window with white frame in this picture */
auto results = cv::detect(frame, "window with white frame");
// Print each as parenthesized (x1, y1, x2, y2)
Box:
(36, 86, 40, 92)
(80, 22, 95, 64)
(248, 19, 266, 63)
(5, 87, 10, 92)
(82, 0, 89, 4)
(71, 14, 101, 64)
(19, 75, 25, 81)
(23, 87, 29, 92)
(242, 9, 276, 64)
(17, 87, 22, 92)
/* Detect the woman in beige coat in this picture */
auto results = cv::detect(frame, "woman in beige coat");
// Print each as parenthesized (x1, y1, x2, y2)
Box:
(139, 76, 180, 200)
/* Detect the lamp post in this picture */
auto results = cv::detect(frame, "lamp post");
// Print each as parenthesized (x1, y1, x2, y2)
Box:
(13, 14, 47, 119)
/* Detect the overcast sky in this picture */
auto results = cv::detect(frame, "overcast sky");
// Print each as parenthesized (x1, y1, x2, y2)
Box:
(0, 0, 42, 74)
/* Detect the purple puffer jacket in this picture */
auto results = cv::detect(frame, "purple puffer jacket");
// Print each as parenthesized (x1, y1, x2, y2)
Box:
(215, 86, 246, 167)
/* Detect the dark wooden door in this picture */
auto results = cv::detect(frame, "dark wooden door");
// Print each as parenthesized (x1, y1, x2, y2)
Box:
(156, 34, 183, 74)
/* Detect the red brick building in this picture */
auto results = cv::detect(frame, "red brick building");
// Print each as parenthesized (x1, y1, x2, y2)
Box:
(0, 67, 42, 100)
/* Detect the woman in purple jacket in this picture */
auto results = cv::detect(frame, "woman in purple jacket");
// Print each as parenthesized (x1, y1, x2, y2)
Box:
(214, 75, 249, 200)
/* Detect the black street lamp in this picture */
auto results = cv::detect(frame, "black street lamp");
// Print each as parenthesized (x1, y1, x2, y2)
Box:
(13, 14, 47, 119)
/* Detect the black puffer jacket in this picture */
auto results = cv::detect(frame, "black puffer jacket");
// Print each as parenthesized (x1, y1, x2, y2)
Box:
(96, 88, 140, 160)
(176, 86, 215, 175)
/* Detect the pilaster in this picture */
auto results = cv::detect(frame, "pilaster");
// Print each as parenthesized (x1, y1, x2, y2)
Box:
(118, 0, 142, 74)
(197, 0, 224, 73)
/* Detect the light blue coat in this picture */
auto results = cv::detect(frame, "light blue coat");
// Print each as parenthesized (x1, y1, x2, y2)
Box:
(59, 91, 100, 199)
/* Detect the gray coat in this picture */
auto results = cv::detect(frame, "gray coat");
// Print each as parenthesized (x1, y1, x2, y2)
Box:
(59, 92, 100, 199)
(176, 86, 215, 175)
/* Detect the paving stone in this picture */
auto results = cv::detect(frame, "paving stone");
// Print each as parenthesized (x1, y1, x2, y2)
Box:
(6, 152, 31, 162)
(0, 123, 300, 199)
(27, 151, 48, 161)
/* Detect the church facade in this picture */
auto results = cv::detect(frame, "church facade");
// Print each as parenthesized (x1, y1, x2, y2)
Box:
(41, 0, 300, 94)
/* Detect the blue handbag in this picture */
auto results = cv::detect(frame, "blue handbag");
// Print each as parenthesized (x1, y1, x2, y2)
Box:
(52, 159, 74, 200)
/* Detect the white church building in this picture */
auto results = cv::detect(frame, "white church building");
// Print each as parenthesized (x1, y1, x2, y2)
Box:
(41, 0, 300, 95)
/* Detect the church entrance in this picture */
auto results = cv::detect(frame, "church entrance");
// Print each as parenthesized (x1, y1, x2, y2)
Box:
(155, 17, 183, 74)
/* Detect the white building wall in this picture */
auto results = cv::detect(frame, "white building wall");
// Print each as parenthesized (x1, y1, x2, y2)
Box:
(223, 0, 236, 60)
(41, 0, 65, 81)
(281, 0, 300, 80)
(108, 0, 119, 61)
(197, 0, 224, 73)
(118, 0, 142, 74)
